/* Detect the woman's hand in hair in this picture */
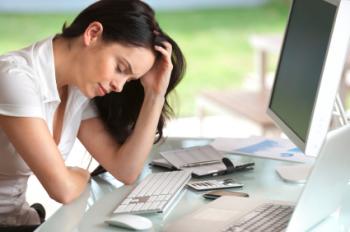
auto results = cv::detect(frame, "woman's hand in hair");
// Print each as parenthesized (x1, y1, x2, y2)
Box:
(141, 41, 173, 97)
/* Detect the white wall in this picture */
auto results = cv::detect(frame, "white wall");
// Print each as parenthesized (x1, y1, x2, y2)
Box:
(0, 0, 267, 12)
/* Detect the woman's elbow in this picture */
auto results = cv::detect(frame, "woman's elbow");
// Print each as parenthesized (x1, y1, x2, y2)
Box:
(48, 183, 85, 204)
(49, 191, 79, 204)
(122, 178, 136, 185)
(44, 167, 90, 204)
(118, 173, 138, 185)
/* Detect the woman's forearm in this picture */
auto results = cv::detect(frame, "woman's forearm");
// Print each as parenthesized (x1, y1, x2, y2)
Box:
(110, 93, 165, 184)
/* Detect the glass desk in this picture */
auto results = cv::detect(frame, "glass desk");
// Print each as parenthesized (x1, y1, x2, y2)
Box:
(35, 137, 350, 232)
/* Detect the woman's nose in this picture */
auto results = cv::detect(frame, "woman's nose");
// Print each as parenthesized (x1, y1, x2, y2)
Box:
(110, 79, 126, 93)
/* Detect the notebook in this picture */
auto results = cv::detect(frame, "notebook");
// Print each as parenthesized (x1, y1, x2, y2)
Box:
(152, 145, 254, 177)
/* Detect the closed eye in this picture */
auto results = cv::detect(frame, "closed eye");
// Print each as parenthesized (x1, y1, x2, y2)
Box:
(116, 66, 125, 73)
(118, 57, 135, 76)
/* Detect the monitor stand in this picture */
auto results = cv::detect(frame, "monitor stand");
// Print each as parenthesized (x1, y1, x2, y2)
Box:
(275, 164, 313, 184)
(276, 95, 347, 184)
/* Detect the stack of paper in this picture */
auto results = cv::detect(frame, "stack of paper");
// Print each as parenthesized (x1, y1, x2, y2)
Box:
(211, 136, 314, 163)
(159, 145, 227, 177)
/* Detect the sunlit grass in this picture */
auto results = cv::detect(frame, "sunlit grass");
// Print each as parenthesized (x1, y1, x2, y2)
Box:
(0, 2, 289, 116)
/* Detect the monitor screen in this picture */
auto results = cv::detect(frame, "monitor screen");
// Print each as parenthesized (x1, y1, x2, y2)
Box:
(269, 0, 336, 142)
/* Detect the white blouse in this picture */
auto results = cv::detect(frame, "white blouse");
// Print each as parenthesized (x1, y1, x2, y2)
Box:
(0, 37, 97, 224)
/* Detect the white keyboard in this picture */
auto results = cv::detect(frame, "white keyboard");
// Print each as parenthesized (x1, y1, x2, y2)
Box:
(113, 171, 192, 214)
(222, 203, 294, 232)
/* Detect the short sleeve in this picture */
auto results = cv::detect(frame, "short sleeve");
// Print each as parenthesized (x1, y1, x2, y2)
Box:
(81, 100, 98, 120)
(0, 61, 44, 118)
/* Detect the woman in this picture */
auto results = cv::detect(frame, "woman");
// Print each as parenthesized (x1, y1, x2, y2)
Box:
(0, 0, 185, 229)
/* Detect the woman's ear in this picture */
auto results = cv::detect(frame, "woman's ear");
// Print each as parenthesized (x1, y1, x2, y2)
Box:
(83, 21, 103, 46)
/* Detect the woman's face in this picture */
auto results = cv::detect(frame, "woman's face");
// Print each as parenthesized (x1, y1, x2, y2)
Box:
(77, 40, 155, 98)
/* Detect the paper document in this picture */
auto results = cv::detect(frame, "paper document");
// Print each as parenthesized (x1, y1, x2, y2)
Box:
(160, 145, 227, 176)
(160, 145, 224, 169)
(211, 136, 314, 163)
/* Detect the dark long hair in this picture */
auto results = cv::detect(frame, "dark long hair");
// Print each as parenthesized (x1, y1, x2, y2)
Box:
(59, 0, 186, 144)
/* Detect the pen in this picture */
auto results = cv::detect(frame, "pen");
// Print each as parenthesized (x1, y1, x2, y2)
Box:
(181, 160, 221, 168)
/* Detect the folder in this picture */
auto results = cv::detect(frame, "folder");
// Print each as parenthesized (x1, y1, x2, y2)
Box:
(150, 145, 254, 177)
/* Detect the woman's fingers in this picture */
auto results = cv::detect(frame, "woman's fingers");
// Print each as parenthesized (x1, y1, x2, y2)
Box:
(154, 41, 173, 65)
(162, 41, 173, 54)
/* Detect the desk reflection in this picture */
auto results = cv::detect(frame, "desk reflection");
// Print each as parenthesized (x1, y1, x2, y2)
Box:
(36, 137, 346, 232)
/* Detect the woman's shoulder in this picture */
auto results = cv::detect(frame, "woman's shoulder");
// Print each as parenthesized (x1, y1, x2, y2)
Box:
(0, 48, 41, 99)
(0, 57, 38, 98)
(0, 50, 35, 78)
(0, 49, 45, 118)
(0, 37, 53, 77)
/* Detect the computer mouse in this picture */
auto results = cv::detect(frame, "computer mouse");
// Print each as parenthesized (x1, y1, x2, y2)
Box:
(105, 214, 153, 230)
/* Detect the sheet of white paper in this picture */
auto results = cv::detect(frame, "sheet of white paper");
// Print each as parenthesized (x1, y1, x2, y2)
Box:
(160, 145, 224, 169)
(151, 157, 227, 176)
(211, 136, 314, 163)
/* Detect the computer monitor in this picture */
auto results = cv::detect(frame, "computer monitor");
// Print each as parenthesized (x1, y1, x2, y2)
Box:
(267, 0, 350, 158)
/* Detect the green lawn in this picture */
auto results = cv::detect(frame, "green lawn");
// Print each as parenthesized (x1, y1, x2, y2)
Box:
(0, 2, 289, 116)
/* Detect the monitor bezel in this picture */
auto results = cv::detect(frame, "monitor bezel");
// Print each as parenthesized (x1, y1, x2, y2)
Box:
(267, 0, 349, 157)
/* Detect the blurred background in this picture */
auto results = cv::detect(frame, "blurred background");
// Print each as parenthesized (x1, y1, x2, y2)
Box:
(0, 0, 293, 217)
(0, 0, 292, 138)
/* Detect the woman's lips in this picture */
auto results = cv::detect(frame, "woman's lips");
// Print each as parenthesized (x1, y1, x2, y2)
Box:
(98, 83, 108, 96)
